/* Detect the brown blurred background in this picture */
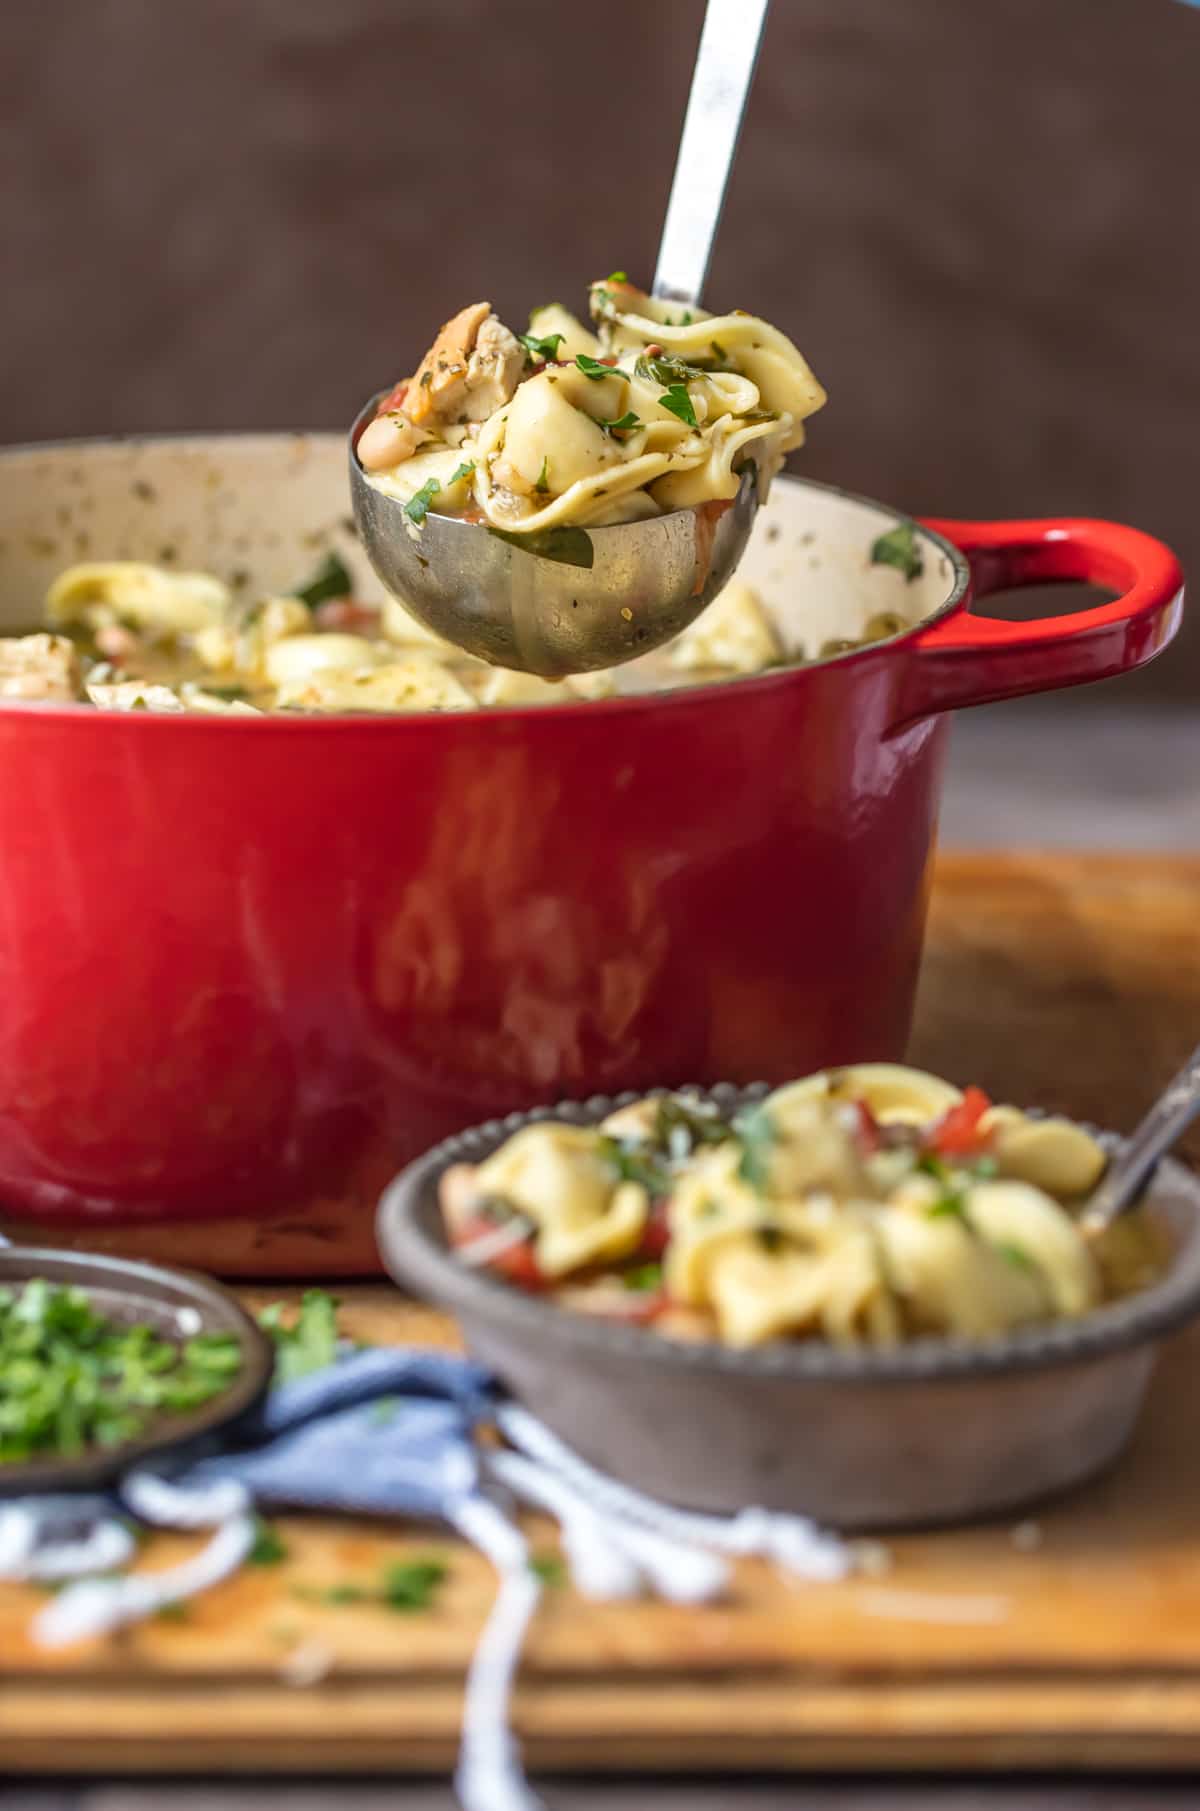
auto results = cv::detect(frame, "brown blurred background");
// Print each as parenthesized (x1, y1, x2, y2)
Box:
(1, 0, 1196, 692)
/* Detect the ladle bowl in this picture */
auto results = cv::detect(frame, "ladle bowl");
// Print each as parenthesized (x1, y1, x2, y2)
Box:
(349, 396, 761, 676)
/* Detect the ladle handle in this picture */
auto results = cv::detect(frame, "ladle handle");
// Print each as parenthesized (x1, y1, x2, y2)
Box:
(1081, 1039, 1200, 1234)
(652, 0, 770, 307)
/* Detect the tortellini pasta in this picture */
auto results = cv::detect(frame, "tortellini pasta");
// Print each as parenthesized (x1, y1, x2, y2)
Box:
(358, 275, 825, 532)
(16, 546, 906, 716)
(439, 1068, 1164, 1351)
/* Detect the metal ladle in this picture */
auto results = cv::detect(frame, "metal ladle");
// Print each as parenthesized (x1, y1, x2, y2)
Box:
(1080, 1039, 1200, 1236)
(349, 0, 771, 677)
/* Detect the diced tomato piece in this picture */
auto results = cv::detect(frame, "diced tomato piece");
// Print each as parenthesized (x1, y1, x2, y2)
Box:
(585, 1289, 669, 1325)
(638, 1199, 671, 1260)
(314, 599, 381, 633)
(614, 1289, 669, 1325)
(926, 1086, 993, 1159)
(450, 1216, 545, 1291)
(852, 1100, 881, 1155)
(375, 378, 409, 417)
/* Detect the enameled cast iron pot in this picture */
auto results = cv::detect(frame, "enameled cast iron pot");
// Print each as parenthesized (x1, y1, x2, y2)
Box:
(0, 434, 1182, 1274)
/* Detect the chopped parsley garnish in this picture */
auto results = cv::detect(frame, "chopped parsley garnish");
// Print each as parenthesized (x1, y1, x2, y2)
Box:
(419, 369, 433, 388)
(486, 524, 595, 568)
(196, 681, 251, 702)
(293, 550, 353, 609)
(575, 353, 624, 382)
(294, 1555, 448, 1614)
(623, 1263, 663, 1292)
(597, 1135, 670, 1197)
(607, 270, 629, 284)
(655, 1096, 730, 1155)
(258, 1289, 340, 1383)
(403, 478, 442, 525)
(997, 1240, 1036, 1273)
(382, 1556, 449, 1611)
(870, 521, 924, 583)
(535, 456, 551, 493)
(247, 1516, 289, 1567)
(916, 1151, 953, 1182)
(447, 461, 475, 486)
(599, 411, 642, 436)
(530, 1551, 567, 1587)
(733, 1103, 776, 1193)
(926, 1191, 969, 1223)
(710, 340, 728, 363)
(658, 385, 698, 429)
(634, 352, 705, 386)
(0, 1280, 243, 1463)
(756, 1223, 785, 1255)
(518, 330, 565, 364)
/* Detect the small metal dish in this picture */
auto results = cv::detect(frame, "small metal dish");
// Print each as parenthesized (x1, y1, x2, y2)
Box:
(0, 1248, 274, 1495)
(377, 1086, 1200, 1531)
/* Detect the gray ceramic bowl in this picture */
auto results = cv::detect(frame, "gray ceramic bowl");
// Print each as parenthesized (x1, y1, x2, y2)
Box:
(376, 1087, 1200, 1530)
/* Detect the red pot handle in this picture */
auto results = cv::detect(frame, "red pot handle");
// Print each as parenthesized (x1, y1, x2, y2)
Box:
(893, 517, 1184, 728)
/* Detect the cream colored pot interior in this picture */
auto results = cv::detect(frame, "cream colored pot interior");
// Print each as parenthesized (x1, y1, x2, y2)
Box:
(0, 435, 959, 688)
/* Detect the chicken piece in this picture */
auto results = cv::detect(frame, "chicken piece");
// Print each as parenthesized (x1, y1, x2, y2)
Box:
(0, 633, 82, 701)
(460, 313, 525, 422)
(405, 302, 523, 428)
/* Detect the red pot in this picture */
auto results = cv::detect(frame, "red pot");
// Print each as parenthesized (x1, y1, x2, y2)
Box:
(0, 436, 1181, 1273)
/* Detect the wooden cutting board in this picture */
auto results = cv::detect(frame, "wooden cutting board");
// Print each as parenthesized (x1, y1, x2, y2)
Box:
(3, 851, 1200, 1775)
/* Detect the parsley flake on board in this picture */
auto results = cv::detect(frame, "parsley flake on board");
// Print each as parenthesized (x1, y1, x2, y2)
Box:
(297, 1556, 449, 1614)
(247, 1516, 289, 1567)
(258, 1289, 340, 1383)
(403, 478, 442, 525)
(530, 1551, 567, 1587)
(870, 521, 924, 583)
(518, 331, 565, 364)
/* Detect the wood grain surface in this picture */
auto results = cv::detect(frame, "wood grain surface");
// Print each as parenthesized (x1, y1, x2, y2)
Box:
(4, 851, 1200, 1776)
(7, 1281, 1200, 1774)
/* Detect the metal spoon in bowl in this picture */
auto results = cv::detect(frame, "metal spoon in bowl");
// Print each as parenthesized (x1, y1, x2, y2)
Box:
(1080, 1039, 1200, 1235)
(350, 0, 771, 677)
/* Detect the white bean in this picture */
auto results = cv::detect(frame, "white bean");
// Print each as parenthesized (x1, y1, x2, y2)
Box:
(357, 412, 420, 472)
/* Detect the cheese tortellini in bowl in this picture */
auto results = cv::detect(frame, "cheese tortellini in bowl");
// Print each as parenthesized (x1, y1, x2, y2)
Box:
(356, 275, 826, 532)
(438, 1067, 1167, 1351)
